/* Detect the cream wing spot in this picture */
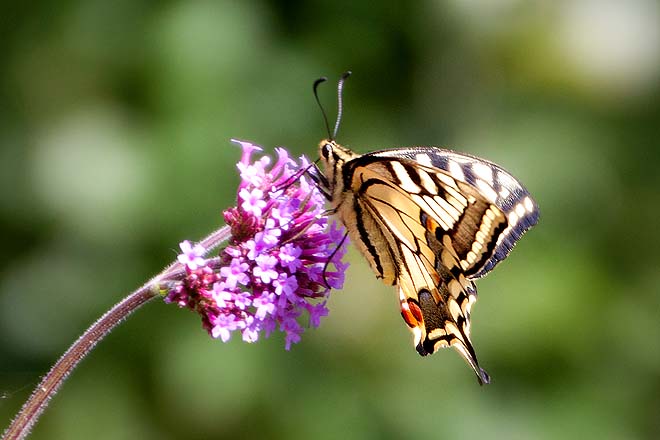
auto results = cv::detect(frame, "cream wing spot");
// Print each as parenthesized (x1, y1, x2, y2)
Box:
(458, 273, 468, 286)
(496, 226, 511, 246)
(390, 161, 421, 194)
(449, 300, 462, 321)
(435, 172, 459, 189)
(461, 299, 470, 315)
(398, 286, 407, 302)
(524, 196, 534, 212)
(411, 325, 423, 347)
(447, 279, 463, 299)
(472, 162, 494, 184)
(444, 322, 462, 341)
(448, 160, 465, 181)
(475, 230, 486, 244)
(415, 153, 433, 167)
(428, 328, 447, 339)
(508, 211, 519, 227)
(442, 235, 459, 260)
(476, 179, 498, 203)
(441, 249, 456, 268)
(418, 169, 438, 194)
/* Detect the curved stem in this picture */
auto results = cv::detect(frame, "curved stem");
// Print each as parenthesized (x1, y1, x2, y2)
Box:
(199, 224, 233, 253)
(2, 226, 232, 440)
(2, 285, 157, 440)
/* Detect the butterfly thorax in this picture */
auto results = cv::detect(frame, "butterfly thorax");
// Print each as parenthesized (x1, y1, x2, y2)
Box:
(318, 140, 360, 209)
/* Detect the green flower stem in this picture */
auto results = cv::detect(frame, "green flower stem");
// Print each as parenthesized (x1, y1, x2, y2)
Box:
(2, 226, 232, 440)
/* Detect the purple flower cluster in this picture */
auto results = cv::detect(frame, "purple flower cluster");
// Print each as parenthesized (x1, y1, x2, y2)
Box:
(164, 140, 349, 349)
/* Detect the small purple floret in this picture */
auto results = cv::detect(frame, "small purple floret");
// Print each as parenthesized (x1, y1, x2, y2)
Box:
(177, 240, 207, 270)
(164, 140, 349, 349)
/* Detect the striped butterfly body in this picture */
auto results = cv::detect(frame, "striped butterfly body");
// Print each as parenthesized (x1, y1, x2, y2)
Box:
(313, 139, 538, 384)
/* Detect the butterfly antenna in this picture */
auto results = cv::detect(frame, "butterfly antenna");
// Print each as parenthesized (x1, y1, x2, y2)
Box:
(274, 161, 317, 193)
(322, 231, 349, 288)
(313, 77, 332, 139)
(332, 70, 352, 140)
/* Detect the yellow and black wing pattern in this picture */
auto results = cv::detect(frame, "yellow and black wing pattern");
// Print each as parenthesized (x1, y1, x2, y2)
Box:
(315, 140, 539, 384)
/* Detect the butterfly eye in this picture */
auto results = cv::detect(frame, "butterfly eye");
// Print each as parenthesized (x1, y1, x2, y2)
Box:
(321, 143, 333, 160)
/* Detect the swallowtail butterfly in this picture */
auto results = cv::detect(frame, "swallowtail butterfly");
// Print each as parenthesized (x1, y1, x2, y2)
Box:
(310, 73, 539, 384)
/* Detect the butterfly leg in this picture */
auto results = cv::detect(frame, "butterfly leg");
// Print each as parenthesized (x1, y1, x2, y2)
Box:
(320, 231, 349, 288)
(305, 163, 332, 200)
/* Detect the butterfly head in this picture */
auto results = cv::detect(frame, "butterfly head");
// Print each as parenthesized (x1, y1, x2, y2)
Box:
(317, 139, 360, 191)
(319, 139, 349, 165)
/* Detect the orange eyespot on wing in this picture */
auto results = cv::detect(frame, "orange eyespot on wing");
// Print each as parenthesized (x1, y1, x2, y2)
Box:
(401, 298, 424, 328)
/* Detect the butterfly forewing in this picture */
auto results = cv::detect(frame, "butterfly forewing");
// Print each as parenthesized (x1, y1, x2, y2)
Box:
(368, 147, 539, 279)
(317, 140, 538, 384)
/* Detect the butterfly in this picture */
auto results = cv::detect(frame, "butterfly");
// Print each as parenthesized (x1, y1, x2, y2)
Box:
(309, 73, 539, 384)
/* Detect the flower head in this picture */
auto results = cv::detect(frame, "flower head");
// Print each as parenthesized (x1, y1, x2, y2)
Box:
(164, 140, 349, 349)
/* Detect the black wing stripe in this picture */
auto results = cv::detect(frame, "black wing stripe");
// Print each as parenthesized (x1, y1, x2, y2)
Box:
(353, 197, 385, 278)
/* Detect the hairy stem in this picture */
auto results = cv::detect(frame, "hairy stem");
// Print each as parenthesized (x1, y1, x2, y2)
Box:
(2, 226, 231, 440)
(2, 285, 158, 440)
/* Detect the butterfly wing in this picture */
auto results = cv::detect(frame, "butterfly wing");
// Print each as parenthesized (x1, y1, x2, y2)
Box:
(367, 147, 539, 279)
(317, 140, 538, 384)
(344, 153, 516, 279)
(338, 157, 507, 384)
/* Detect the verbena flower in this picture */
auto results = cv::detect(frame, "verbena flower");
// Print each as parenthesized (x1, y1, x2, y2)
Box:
(164, 140, 349, 349)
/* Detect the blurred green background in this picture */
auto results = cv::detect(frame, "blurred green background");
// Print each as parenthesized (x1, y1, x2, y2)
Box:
(1, 1, 659, 439)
